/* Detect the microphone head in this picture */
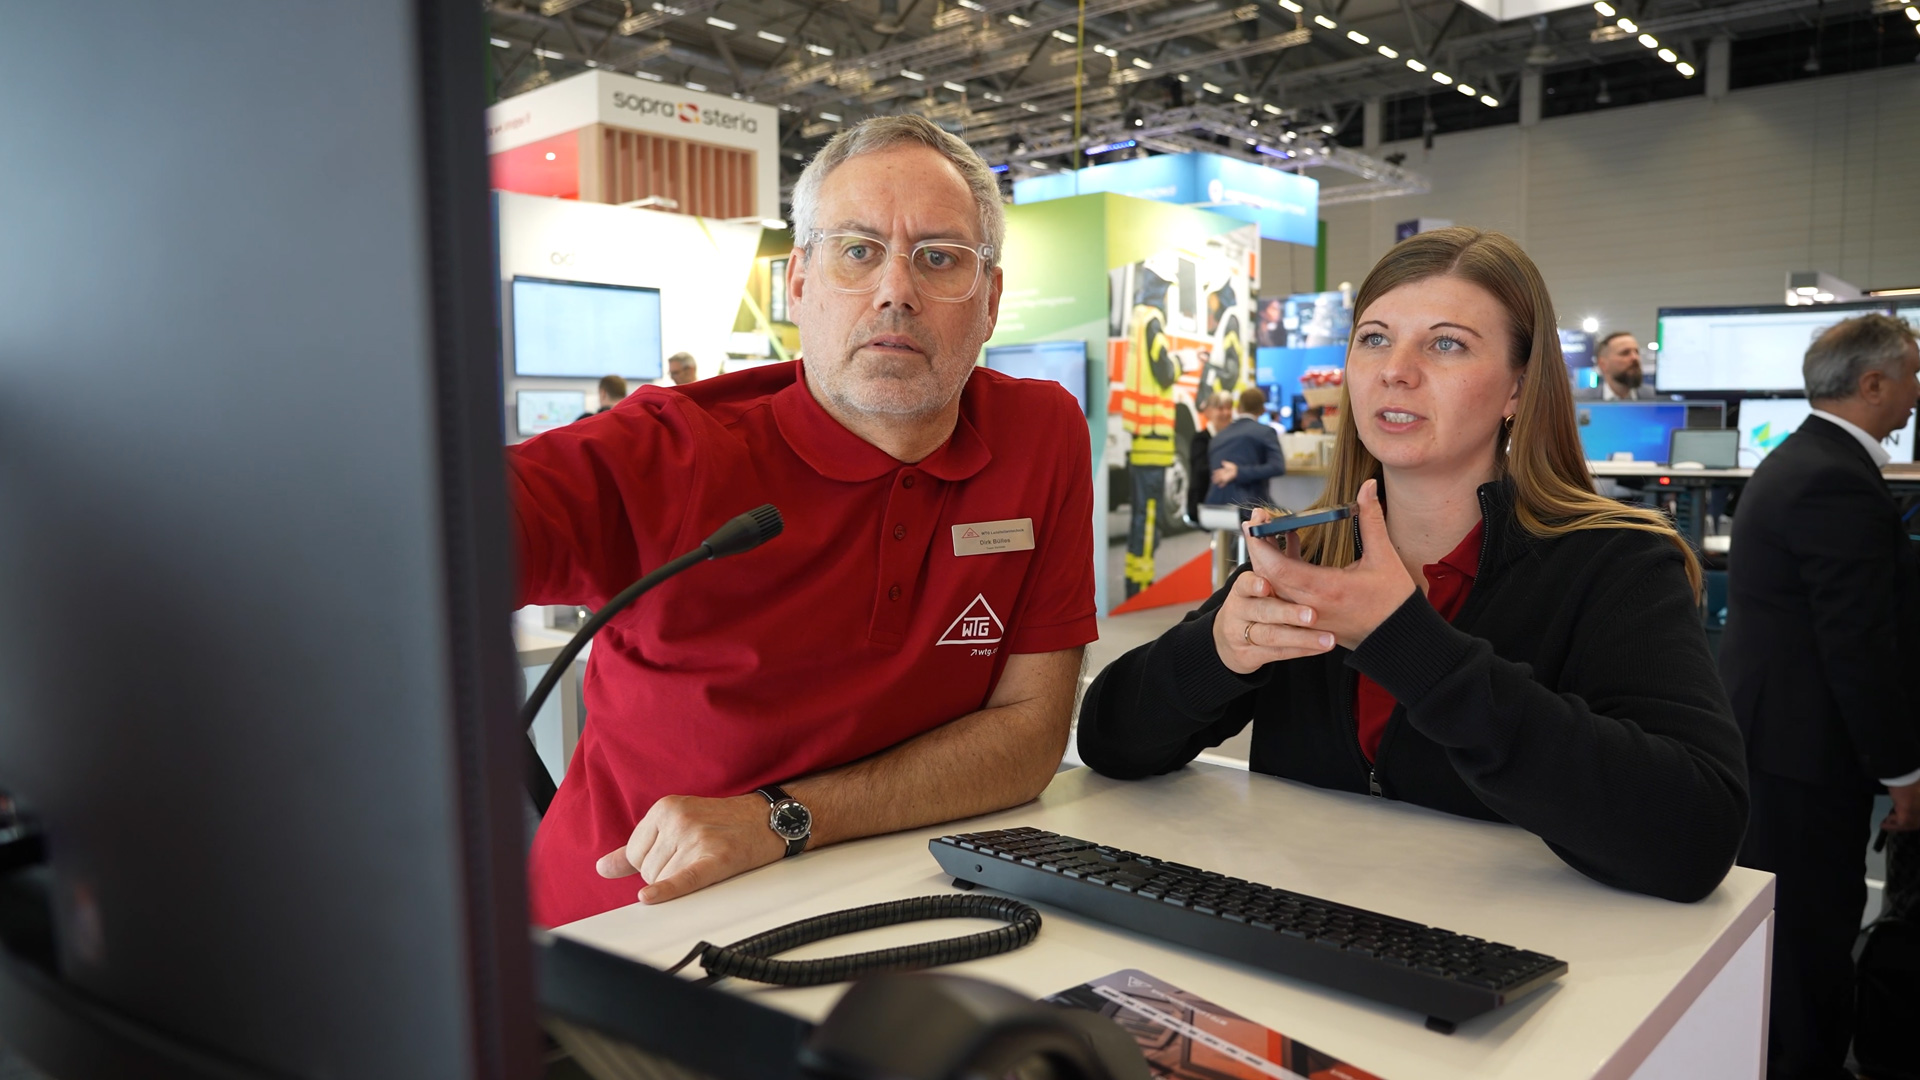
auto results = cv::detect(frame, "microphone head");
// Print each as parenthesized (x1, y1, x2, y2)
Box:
(703, 504, 784, 559)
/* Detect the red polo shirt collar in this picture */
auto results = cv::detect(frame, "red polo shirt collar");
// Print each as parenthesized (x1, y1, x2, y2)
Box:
(773, 361, 993, 483)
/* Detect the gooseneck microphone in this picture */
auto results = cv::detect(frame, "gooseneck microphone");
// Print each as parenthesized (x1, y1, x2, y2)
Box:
(523, 504, 783, 814)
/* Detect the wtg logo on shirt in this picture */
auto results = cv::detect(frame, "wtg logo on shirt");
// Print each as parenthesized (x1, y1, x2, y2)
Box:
(938, 594, 1004, 650)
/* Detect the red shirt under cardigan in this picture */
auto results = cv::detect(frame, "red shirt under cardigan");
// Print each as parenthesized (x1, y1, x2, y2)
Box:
(1354, 519, 1485, 762)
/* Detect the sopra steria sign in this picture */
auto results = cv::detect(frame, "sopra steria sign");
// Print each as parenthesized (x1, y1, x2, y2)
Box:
(485, 70, 776, 157)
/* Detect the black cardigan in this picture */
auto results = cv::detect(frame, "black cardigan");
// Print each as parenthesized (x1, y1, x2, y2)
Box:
(1077, 480, 1749, 903)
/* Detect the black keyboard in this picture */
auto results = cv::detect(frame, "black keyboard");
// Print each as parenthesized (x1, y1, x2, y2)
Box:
(929, 827, 1567, 1032)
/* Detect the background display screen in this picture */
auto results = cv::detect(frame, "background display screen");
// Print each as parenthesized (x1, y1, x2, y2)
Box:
(1737, 398, 1917, 465)
(1576, 402, 1691, 463)
(516, 390, 589, 436)
(1655, 304, 1891, 392)
(983, 340, 1090, 415)
(512, 276, 663, 380)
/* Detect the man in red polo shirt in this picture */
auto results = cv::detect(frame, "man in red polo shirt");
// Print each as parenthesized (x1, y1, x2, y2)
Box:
(508, 115, 1098, 927)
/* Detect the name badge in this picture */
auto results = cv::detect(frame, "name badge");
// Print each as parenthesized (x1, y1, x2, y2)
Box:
(952, 518, 1036, 556)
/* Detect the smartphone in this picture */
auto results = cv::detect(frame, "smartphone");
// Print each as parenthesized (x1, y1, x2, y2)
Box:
(1247, 503, 1356, 538)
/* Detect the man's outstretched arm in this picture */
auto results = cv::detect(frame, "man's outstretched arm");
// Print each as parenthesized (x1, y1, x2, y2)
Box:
(595, 646, 1085, 903)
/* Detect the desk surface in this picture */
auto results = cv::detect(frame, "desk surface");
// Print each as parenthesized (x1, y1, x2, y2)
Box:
(1590, 461, 1920, 479)
(557, 764, 1773, 1080)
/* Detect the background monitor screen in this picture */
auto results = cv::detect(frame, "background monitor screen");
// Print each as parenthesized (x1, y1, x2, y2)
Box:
(1735, 398, 1813, 465)
(1576, 402, 1690, 463)
(517, 390, 590, 436)
(984, 340, 1090, 414)
(1685, 400, 1728, 429)
(1734, 400, 1917, 465)
(512, 275, 663, 380)
(1655, 303, 1891, 392)
(1669, 429, 1740, 468)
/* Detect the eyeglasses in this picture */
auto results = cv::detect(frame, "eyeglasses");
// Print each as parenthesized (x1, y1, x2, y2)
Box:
(801, 230, 995, 303)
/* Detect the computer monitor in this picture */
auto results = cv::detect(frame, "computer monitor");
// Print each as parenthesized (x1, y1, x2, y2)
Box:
(984, 340, 1091, 415)
(1735, 398, 1813, 465)
(518, 390, 591, 437)
(1575, 402, 1692, 463)
(1732, 399, 1916, 466)
(0, 4, 535, 1077)
(1669, 429, 1740, 469)
(512, 276, 664, 381)
(1654, 302, 1892, 393)
(1685, 401, 1728, 430)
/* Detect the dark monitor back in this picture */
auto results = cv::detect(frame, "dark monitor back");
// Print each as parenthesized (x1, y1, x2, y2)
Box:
(0, 3, 533, 1078)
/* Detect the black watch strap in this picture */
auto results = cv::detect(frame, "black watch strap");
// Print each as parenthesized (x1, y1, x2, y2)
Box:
(755, 785, 809, 858)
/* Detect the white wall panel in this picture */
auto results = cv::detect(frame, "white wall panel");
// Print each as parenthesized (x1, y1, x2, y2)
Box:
(1316, 66, 1920, 340)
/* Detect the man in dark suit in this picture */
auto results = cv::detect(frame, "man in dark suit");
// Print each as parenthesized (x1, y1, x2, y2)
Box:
(1571, 330, 1658, 401)
(1722, 313, 1920, 1079)
(1204, 387, 1285, 514)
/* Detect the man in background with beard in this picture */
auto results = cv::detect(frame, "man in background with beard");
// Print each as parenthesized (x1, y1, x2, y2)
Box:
(1573, 331, 1657, 401)
(504, 115, 1097, 927)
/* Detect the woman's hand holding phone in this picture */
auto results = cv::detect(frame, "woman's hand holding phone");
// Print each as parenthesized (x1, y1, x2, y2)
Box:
(1242, 479, 1418, 653)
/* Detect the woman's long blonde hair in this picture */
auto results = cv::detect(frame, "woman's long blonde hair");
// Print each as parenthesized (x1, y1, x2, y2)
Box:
(1298, 227, 1702, 597)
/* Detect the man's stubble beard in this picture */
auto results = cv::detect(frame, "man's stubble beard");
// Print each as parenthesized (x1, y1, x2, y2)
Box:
(806, 305, 994, 421)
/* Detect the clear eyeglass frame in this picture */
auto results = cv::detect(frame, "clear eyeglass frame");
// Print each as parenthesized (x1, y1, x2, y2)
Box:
(801, 229, 996, 303)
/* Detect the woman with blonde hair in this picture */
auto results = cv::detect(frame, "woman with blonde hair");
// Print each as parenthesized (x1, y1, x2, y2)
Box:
(1078, 227, 1747, 903)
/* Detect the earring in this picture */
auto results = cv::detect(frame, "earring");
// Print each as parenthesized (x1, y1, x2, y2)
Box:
(1502, 414, 1515, 432)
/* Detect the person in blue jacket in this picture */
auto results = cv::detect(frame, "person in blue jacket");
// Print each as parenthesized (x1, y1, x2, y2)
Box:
(1205, 387, 1286, 515)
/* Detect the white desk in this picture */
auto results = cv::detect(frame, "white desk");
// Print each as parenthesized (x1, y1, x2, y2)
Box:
(557, 764, 1774, 1080)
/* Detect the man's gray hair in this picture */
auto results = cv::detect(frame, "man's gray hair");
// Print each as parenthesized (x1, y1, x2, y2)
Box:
(1803, 313, 1920, 401)
(789, 115, 1005, 264)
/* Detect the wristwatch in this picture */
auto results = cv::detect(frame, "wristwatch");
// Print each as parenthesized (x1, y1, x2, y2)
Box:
(755, 785, 812, 858)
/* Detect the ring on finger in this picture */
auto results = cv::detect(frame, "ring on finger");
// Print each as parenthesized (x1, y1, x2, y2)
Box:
(1242, 621, 1253, 645)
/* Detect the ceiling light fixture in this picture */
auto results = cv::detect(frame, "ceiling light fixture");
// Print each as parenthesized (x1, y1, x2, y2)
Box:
(1234, 92, 1251, 103)
(757, 30, 786, 42)
(1006, 13, 1031, 26)
(1263, 102, 1282, 114)
(1639, 33, 1658, 47)
(1432, 70, 1454, 84)
(490, 37, 511, 48)
(534, 48, 564, 59)
(1457, 83, 1475, 95)
(706, 16, 736, 29)
(545, 151, 557, 160)
(1406, 58, 1428, 71)
(805, 43, 833, 55)
(1616, 17, 1637, 31)
(1133, 56, 1153, 68)
(1593, 0, 1615, 14)
(1314, 15, 1337, 28)
(1675, 61, 1696, 76)
(1202, 81, 1223, 93)
(984, 91, 1003, 101)
(820, 111, 842, 121)
(900, 68, 925, 80)
(1279, 0, 1303, 10)
(686, 81, 706, 90)
(1657, 47, 1676, 61)
(943, 80, 967, 92)
(1378, 44, 1399, 58)
(1052, 29, 1076, 42)
(1481, 94, 1500, 106)
(1347, 30, 1370, 43)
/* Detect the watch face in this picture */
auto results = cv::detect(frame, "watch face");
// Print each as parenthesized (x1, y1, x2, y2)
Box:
(770, 800, 811, 841)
